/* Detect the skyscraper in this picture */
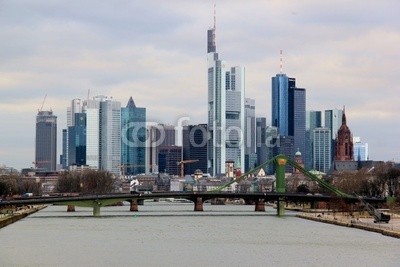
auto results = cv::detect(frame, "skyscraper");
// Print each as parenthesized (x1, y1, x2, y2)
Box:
(305, 110, 322, 169)
(244, 98, 256, 171)
(67, 113, 86, 166)
(35, 110, 57, 171)
(325, 108, 343, 141)
(121, 97, 146, 175)
(207, 14, 245, 176)
(313, 127, 331, 173)
(353, 137, 369, 161)
(83, 98, 100, 169)
(271, 73, 306, 160)
(182, 124, 208, 175)
(147, 124, 176, 174)
(99, 97, 121, 175)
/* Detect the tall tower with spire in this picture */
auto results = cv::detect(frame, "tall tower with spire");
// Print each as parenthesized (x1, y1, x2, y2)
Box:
(121, 97, 146, 175)
(207, 5, 245, 176)
(334, 107, 354, 161)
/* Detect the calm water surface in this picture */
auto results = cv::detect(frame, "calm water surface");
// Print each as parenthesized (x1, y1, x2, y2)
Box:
(1, 202, 399, 267)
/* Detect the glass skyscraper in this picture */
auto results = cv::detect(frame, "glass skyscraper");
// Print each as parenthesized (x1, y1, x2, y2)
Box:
(121, 97, 146, 176)
(271, 74, 306, 160)
(35, 110, 57, 171)
(325, 108, 343, 162)
(67, 113, 86, 166)
(305, 110, 322, 169)
(244, 98, 256, 171)
(207, 18, 245, 176)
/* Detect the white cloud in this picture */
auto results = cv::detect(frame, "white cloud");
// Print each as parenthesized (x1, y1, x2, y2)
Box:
(1, 0, 399, 169)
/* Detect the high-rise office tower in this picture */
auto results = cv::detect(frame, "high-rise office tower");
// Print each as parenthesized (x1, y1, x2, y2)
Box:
(353, 137, 369, 161)
(68, 113, 86, 166)
(60, 129, 67, 169)
(207, 13, 245, 176)
(305, 110, 322, 169)
(35, 110, 57, 171)
(325, 108, 343, 141)
(158, 146, 182, 176)
(63, 99, 83, 167)
(99, 97, 121, 175)
(147, 124, 176, 174)
(324, 108, 343, 163)
(256, 119, 280, 174)
(244, 98, 256, 171)
(182, 124, 208, 175)
(313, 127, 331, 173)
(121, 97, 146, 175)
(271, 73, 306, 160)
(83, 98, 100, 169)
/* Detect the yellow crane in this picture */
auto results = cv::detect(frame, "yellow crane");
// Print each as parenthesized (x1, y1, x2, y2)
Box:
(177, 159, 199, 178)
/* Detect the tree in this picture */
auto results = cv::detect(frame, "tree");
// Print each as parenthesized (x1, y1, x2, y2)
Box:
(297, 184, 310, 194)
(56, 170, 115, 195)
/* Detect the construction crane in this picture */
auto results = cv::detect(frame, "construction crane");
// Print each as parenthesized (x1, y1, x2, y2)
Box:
(177, 160, 199, 178)
(115, 164, 147, 178)
(38, 94, 47, 112)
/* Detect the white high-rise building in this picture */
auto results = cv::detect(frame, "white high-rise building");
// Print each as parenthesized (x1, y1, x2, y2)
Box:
(83, 98, 100, 169)
(207, 16, 245, 176)
(99, 97, 121, 175)
(313, 127, 331, 173)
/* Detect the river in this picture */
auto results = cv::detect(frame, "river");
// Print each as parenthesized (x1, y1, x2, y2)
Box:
(0, 202, 399, 266)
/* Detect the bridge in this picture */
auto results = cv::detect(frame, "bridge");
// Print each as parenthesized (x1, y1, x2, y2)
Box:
(0, 192, 385, 216)
(0, 155, 388, 216)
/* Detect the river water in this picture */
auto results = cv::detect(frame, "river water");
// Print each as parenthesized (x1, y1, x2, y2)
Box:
(1, 202, 399, 267)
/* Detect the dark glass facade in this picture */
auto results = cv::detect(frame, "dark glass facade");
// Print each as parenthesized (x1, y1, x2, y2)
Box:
(68, 113, 86, 166)
(121, 97, 146, 175)
(182, 124, 208, 175)
(271, 74, 306, 161)
(35, 110, 57, 171)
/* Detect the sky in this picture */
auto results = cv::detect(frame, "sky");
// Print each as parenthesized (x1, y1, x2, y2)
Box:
(0, 0, 399, 170)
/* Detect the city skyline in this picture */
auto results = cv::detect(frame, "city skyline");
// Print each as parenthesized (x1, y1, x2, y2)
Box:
(1, 1, 399, 169)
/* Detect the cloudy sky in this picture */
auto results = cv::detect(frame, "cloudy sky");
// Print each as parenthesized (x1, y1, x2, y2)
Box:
(0, 0, 399, 170)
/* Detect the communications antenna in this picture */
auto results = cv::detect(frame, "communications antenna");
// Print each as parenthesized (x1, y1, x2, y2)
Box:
(214, 2, 216, 31)
(280, 50, 283, 74)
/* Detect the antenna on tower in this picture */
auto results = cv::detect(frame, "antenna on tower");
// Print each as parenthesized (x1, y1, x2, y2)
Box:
(214, 2, 216, 31)
(280, 50, 283, 74)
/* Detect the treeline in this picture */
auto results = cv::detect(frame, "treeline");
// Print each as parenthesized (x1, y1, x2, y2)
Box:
(56, 170, 115, 195)
(332, 162, 400, 198)
(0, 170, 116, 197)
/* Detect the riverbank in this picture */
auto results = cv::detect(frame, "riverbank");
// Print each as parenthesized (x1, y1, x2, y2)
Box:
(297, 210, 400, 239)
(0, 205, 47, 229)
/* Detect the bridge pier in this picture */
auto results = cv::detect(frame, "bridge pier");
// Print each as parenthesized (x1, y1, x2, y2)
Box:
(130, 199, 139, 212)
(93, 202, 101, 217)
(255, 199, 265, 212)
(67, 205, 75, 212)
(277, 198, 285, 216)
(194, 197, 203, 211)
(275, 155, 287, 217)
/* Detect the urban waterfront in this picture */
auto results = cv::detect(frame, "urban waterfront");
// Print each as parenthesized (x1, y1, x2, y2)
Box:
(1, 202, 399, 266)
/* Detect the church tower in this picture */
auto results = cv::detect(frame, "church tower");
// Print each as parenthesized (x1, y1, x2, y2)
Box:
(334, 107, 354, 161)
